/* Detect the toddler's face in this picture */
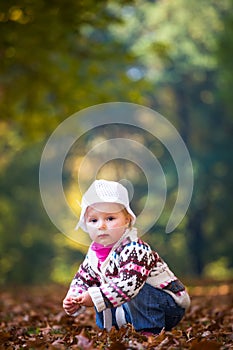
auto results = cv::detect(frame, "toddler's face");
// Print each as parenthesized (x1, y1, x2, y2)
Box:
(85, 202, 130, 246)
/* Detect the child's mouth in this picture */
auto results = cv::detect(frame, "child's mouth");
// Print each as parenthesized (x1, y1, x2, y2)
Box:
(97, 234, 109, 238)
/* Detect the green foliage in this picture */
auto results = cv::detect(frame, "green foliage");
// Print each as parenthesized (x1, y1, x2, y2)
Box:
(0, 142, 85, 285)
(0, 0, 148, 139)
(204, 257, 233, 280)
(217, 0, 233, 118)
(117, 0, 233, 276)
(0, 143, 54, 284)
(0, 0, 233, 284)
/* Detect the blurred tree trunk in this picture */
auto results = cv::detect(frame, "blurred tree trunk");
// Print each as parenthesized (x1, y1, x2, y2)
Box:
(175, 80, 205, 276)
(187, 208, 205, 276)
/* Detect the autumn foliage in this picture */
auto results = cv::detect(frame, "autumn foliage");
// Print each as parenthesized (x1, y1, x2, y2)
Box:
(0, 281, 232, 349)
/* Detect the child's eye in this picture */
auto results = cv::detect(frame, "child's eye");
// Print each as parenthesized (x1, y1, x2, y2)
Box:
(89, 218, 97, 223)
(107, 216, 115, 221)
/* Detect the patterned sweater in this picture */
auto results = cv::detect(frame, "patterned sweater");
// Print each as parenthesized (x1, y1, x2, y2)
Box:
(67, 228, 190, 314)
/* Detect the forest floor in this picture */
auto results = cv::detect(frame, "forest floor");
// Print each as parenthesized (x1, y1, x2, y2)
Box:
(0, 280, 232, 349)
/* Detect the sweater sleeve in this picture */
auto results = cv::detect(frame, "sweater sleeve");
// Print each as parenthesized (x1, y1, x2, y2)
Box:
(67, 256, 100, 298)
(88, 241, 157, 312)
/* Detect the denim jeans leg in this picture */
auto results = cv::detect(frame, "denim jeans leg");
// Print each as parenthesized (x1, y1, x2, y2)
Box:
(95, 308, 104, 329)
(126, 283, 185, 333)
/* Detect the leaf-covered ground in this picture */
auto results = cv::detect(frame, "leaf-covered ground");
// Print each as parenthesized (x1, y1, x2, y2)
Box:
(0, 281, 232, 349)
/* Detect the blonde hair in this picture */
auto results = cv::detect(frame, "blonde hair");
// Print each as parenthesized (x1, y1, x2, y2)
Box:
(122, 208, 133, 228)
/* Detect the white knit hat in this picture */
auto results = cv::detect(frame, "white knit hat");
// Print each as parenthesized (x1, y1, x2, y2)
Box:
(75, 179, 136, 232)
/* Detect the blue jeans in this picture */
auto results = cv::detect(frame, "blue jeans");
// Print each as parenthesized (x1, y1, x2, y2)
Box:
(96, 283, 185, 334)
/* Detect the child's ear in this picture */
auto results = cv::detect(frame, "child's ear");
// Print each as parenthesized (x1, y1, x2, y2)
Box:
(125, 215, 132, 227)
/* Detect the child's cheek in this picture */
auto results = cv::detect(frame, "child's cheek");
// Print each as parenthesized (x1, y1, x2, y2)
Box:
(87, 228, 98, 240)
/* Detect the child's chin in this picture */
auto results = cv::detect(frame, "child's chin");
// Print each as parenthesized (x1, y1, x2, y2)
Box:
(98, 238, 115, 246)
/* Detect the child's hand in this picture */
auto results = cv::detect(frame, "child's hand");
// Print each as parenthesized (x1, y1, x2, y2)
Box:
(73, 292, 94, 307)
(63, 295, 82, 315)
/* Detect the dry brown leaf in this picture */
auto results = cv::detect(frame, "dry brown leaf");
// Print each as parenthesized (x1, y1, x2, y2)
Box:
(0, 282, 232, 349)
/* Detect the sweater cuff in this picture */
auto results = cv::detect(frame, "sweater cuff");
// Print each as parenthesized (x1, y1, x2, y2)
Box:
(88, 287, 106, 312)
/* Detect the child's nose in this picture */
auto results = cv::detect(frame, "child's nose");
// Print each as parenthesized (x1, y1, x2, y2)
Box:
(98, 220, 106, 230)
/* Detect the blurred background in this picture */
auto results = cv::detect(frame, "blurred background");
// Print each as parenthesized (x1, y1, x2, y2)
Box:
(0, 0, 232, 287)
